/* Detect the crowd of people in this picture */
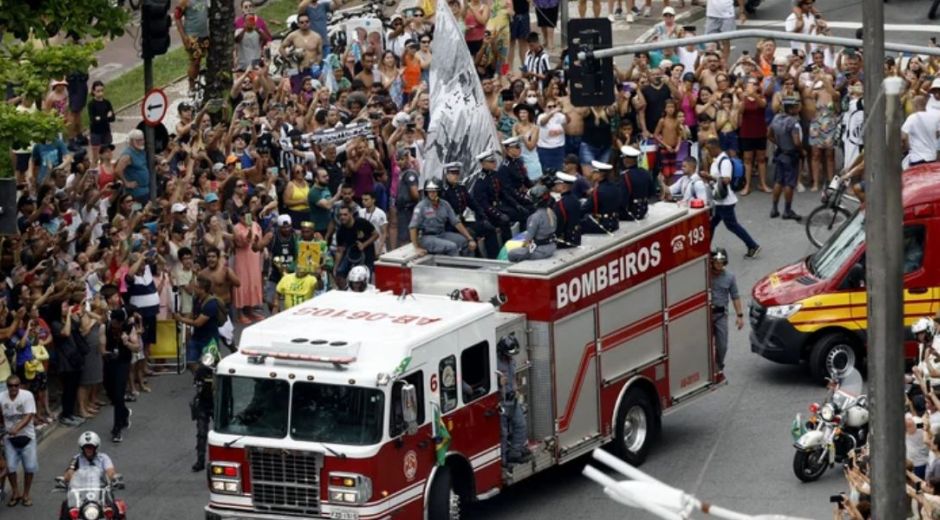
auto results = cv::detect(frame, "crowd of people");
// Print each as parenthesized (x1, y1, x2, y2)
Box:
(1, 0, 940, 511)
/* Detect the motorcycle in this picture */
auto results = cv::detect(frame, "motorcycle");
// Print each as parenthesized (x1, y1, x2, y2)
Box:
(791, 366, 869, 482)
(55, 467, 127, 520)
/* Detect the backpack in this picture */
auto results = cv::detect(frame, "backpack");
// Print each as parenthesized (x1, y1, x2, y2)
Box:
(721, 156, 746, 192)
(203, 296, 228, 326)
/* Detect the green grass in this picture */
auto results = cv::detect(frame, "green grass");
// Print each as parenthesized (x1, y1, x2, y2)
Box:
(96, 0, 300, 121)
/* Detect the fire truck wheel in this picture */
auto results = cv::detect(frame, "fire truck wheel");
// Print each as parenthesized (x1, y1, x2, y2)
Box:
(427, 466, 461, 520)
(808, 333, 856, 385)
(613, 390, 659, 466)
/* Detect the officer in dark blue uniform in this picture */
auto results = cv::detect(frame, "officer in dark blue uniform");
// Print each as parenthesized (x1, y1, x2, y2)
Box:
(581, 161, 621, 234)
(471, 149, 514, 243)
(552, 171, 582, 248)
(497, 136, 535, 213)
(442, 162, 500, 258)
(618, 145, 654, 221)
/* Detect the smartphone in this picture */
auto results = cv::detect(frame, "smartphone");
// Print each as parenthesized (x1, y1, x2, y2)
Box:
(742, 50, 749, 56)
(70, 304, 81, 315)
(267, 166, 279, 176)
(829, 495, 845, 504)
(408, 147, 417, 158)
(792, 49, 800, 56)
(367, 138, 375, 150)
(245, 213, 253, 226)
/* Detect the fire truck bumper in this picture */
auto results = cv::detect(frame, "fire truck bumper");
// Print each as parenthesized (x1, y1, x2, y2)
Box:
(748, 302, 805, 365)
(205, 505, 338, 520)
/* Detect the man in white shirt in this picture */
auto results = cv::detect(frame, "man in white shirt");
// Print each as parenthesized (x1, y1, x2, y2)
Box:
(358, 191, 388, 256)
(1, 375, 38, 506)
(667, 157, 710, 205)
(929, 79, 940, 113)
(702, 138, 761, 258)
(784, 0, 822, 54)
(704, 0, 746, 61)
(901, 96, 940, 167)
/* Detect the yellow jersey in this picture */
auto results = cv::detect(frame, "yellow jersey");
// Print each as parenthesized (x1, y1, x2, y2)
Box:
(276, 273, 318, 309)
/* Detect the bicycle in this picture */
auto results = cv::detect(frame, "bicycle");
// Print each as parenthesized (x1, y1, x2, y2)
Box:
(805, 176, 854, 248)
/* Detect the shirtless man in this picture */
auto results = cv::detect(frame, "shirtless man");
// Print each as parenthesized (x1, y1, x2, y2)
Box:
(280, 12, 323, 94)
(696, 52, 723, 93)
(199, 246, 241, 306)
(558, 95, 585, 157)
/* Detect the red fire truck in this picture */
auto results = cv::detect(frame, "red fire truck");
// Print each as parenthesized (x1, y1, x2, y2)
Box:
(204, 204, 723, 520)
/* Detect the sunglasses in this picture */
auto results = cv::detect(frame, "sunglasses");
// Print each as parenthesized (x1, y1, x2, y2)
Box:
(7, 384, 19, 388)
(236, 183, 246, 188)
(546, 105, 557, 109)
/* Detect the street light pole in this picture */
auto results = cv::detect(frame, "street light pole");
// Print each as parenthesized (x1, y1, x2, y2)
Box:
(143, 57, 157, 202)
(862, 0, 906, 516)
(560, 0, 570, 50)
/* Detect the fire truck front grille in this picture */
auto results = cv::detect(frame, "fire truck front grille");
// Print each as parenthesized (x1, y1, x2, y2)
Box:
(248, 447, 321, 515)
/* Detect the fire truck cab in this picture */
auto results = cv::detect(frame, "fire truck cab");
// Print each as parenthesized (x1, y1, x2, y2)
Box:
(205, 203, 723, 520)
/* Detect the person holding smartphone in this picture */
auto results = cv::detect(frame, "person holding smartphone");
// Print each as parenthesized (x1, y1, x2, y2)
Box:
(231, 208, 266, 324)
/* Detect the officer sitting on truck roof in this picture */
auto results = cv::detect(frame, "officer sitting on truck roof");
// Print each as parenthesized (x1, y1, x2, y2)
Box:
(497, 334, 532, 465)
(552, 172, 582, 248)
(581, 161, 621, 234)
(618, 145, 654, 221)
(507, 185, 557, 262)
(409, 178, 477, 257)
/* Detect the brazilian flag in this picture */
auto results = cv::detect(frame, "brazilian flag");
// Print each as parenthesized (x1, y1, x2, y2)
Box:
(432, 403, 451, 467)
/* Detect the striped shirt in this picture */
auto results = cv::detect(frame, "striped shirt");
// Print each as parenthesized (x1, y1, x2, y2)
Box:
(524, 48, 551, 84)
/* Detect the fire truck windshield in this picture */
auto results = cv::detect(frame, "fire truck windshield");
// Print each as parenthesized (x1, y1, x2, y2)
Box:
(215, 376, 290, 439)
(290, 382, 385, 445)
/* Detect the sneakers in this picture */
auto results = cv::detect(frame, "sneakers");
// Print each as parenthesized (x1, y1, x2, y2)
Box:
(192, 460, 206, 472)
(112, 432, 123, 443)
(626, 12, 635, 22)
(745, 246, 761, 258)
(642, 5, 652, 17)
(782, 211, 802, 222)
(125, 408, 133, 431)
(59, 416, 85, 427)
(770, 209, 780, 218)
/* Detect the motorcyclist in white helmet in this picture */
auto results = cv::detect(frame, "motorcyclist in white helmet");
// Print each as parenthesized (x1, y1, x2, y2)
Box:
(59, 432, 119, 519)
(912, 318, 940, 392)
(64, 431, 117, 483)
(347, 265, 375, 293)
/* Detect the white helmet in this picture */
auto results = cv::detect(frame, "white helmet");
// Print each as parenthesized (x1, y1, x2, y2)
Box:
(79, 431, 101, 450)
(913, 317, 935, 337)
(348, 265, 370, 285)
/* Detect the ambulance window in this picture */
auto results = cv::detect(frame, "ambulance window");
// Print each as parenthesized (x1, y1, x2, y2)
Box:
(391, 371, 425, 437)
(903, 226, 925, 274)
(439, 356, 458, 414)
(461, 341, 491, 404)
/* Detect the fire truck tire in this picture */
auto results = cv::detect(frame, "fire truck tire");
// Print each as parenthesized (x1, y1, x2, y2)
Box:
(808, 333, 856, 384)
(427, 466, 461, 520)
(613, 390, 659, 466)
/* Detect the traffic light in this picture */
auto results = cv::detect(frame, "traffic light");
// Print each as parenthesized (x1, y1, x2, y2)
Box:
(141, 0, 172, 59)
(567, 18, 615, 107)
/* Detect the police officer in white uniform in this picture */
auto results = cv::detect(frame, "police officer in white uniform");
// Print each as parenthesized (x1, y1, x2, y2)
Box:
(507, 185, 557, 262)
(409, 179, 477, 256)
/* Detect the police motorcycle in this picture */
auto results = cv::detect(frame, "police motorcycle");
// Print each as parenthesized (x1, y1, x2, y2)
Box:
(791, 364, 869, 482)
(55, 467, 127, 520)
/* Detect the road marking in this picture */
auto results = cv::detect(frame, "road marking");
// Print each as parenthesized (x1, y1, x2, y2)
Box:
(741, 20, 940, 33)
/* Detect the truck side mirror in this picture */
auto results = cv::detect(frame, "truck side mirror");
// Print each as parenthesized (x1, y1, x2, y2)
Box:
(400, 383, 419, 436)
(846, 263, 865, 288)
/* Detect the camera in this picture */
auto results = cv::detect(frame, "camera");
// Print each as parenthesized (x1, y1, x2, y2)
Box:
(829, 494, 845, 504)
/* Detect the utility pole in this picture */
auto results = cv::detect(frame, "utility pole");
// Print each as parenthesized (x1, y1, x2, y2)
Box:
(862, 0, 906, 516)
(143, 59, 156, 202)
(560, 0, 570, 49)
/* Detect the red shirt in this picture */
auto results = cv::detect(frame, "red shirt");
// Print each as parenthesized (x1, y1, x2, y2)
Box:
(739, 97, 768, 139)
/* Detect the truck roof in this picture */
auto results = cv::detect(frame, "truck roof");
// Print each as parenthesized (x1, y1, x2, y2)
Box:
(379, 202, 696, 278)
(235, 291, 495, 375)
(903, 164, 940, 209)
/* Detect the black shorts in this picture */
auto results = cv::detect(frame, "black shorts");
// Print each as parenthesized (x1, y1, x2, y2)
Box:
(90, 132, 113, 147)
(739, 137, 767, 153)
(67, 74, 89, 114)
(141, 314, 157, 346)
(536, 6, 559, 28)
(28, 371, 48, 393)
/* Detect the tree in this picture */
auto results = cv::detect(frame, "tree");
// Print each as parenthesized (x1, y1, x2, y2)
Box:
(0, 0, 128, 178)
(205, 0, 236, 108)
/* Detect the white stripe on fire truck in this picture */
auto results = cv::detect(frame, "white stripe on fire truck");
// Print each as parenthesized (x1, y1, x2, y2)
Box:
(469, 445, 502, 469)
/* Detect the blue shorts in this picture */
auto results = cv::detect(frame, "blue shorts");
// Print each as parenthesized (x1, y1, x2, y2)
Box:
(578, 142, 611, 166)
(187, 337, 214, 364)
(4, 437, 38, 474)
(773, 153, 799, 187)
(719, 131, 739, 153)
(510, 14, 531, 40)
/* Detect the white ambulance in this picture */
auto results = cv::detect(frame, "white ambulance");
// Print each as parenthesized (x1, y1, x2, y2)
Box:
(205, 204, 723, 520)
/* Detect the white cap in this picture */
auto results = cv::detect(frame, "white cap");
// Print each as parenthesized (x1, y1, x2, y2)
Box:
(774, 56, 789, 66)
(591, 160, 613, 171)
(305, 171, 313, 181)
(620, 145, 642, 158)
(477, 149, 500, 162)
(662, 6, 676, 15)
(171, 202, 187, 213)
(555, 172, 577, 183)
(930, 78, 940, 91)
(659, 59, 674, 69)
(277, 214, 292, 226)
(502, 136, 522, 147)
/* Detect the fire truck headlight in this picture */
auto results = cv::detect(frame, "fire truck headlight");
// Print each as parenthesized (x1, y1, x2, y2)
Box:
(328, 473, 373, 505)
(208, 462, 242, 495)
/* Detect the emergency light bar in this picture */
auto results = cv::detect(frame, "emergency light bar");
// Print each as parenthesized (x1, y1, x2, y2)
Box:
(240, 340, 360, 366)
